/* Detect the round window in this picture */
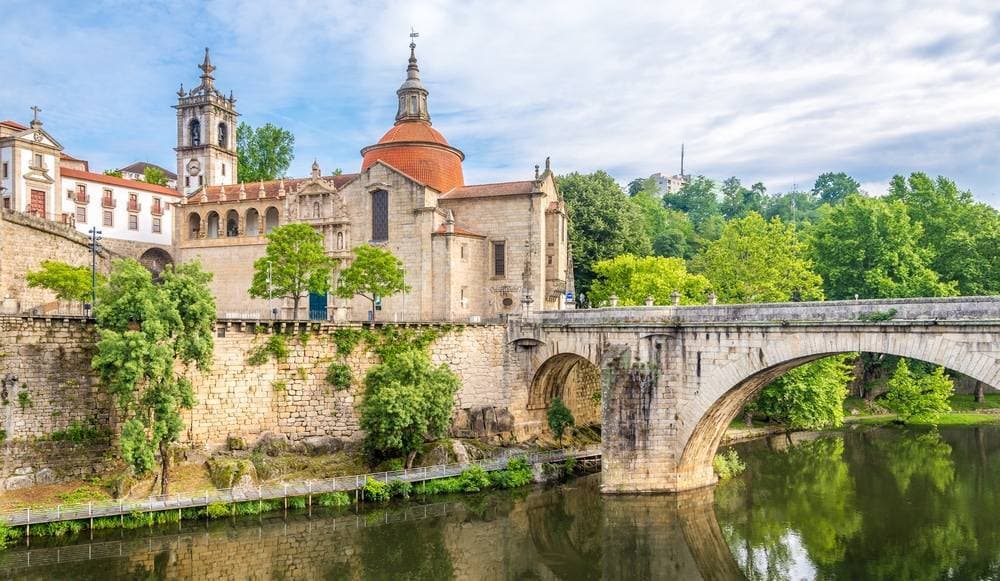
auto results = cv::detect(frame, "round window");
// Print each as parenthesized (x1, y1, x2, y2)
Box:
(502, 298, 514, 307)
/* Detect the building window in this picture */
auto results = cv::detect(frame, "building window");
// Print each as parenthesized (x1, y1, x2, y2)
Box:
(103, 210, 113, 227)
(218, 123, 227, 148)
(128, 193, 139, 212)
(102, 189, 115, 208)
(189, 119, 200, 146)
(547, 255, 553, 266)
(152, 217, 161, 233)
(128, 214, 138, 230)
(313, 201, 320, 218)
(33, 153, 43, 168)
(371, 189, 388, 241)
(460, 244, 467, 260)
(493, 241, 506, 277)
(152, 197, 162, 215)
(1, 162, 7, 178)
(185, 176, 190, 187)
(76, 206, 86, 224)
(221, 163, 226, 176)
(337, 231, 344, 250)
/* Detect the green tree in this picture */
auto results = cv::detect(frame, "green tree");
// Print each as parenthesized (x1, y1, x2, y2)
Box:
(751, 356, 852, 429)
(335, 244, 410, 321)
(693, 212, 824, 303)
(720, 177, 766, 219)
(663, 175, 720, 227)
(881, 359, 954, 424)
(249, 223, 336, 318)
(809, 195, 957, 299)
(887, 172, 1000, 296)
(142, 166, 168, 186)
(237, 122, 295, 182)
(92, 260, 214, 494)
(812, 172, 860, 205)
(360, 349, 460, 467)
(557, 171, 652, 299)
(547, 397, 575, 445)
(629, 187, 699, 259)
(103, 169, 123, 178)
(26, 260, 103, 302)
(763, 188, 823, 226)
(588, 254, 710, 306)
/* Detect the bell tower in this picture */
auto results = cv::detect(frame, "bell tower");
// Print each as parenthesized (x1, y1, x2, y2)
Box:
(174, 48, 238, 195)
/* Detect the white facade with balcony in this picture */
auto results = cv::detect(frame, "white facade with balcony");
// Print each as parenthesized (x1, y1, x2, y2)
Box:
(61, 168, 177, 245)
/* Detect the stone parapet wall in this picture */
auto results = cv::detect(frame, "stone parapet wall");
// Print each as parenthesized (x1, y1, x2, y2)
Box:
(1, 440, 113, 491)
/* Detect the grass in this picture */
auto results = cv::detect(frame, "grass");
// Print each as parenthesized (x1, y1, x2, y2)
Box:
(850, 412, 1000, 427)
(948, 394, 1000, 411)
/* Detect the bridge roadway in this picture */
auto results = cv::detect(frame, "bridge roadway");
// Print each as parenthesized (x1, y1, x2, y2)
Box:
(513, 297, 1000, 493)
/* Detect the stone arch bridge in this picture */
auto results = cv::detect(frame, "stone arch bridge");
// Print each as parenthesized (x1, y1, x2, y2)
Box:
(508, 297, 1000, 493)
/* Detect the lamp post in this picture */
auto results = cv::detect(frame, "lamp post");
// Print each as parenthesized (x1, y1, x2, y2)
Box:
(88, 227, 102, 311)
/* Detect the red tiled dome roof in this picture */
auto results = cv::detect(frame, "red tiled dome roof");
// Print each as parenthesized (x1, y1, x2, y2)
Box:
(361, 120, 465, 192)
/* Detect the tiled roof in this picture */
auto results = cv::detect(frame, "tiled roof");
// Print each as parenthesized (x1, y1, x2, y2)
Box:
(434, 223, 486, 238)
(376, 121, 451, 146)
(0, 120, 28, 131)
(61, 167, 182, 197)
(361, 120, 465, 192)
(185, 174, 360, 205)
(118, 161, 178, 180)
(439, 180, 537, 200)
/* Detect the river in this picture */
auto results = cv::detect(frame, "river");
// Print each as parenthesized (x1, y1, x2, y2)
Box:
(3, 425, 999, 579)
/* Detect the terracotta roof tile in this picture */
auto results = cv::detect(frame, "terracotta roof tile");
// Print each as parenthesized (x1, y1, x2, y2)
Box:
(186, 174, 360, 205)
(434, 223, 486, 238)
(360, 120, 465, 192)
(61, 167, 181, 197)
(438, 180, 537, 200)
(0, 120, 28, 131)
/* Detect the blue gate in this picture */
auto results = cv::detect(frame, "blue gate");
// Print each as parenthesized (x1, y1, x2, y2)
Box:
(308, 292, 328, 321)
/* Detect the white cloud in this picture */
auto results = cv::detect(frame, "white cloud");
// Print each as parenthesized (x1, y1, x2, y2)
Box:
(1, 0, 998, 205)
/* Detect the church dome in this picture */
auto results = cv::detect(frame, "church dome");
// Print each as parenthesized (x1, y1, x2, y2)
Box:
(360, 41, 465, 193)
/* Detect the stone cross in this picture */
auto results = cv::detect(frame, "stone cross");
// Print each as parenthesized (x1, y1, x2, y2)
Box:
(30, 105, 41, 122)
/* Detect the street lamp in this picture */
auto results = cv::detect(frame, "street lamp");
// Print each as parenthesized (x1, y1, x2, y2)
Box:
(89, 227, 102, 310)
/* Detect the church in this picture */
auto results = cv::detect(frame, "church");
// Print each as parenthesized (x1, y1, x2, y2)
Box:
(175, 42, 574, 322)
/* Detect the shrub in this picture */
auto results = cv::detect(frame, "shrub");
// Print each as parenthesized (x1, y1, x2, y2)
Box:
(457, 465, 492, 493)
(316, 492, 352, 507)
(17, 390, 32, 410)
(272, 380, 287, 393)
(362, 477, 390, 502)
(564, 456, 578, 475)
(491, 458, 534, 489)
(0, 522, 22, 549)
(287, 496, 307, 510)
(547, 397, 575, 444)
(325, 362, 353, 390)
(49, 419, 108, 442)
(388, 479, 412, 499)
(205, 502, 231, 519)
(247, 334, 289, 365)
(32, 519, 85, 537)
(713, 448, 746, 480)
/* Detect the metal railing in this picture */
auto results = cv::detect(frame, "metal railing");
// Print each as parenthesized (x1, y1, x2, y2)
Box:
(0, 446, 600, 528)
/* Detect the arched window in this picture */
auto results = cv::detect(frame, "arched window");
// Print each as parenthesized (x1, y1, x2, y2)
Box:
(217, 123, 227, 148)
(226, 209, 239, 236)
(245, 208, 260, 236)
(313, 201, 321, 218)
(337, 231, 344, 250)
(264, 206, 279, 233)
(206, 211, 220, 238)
(371, 189, 388, 241)
(188, 213, 201, 239)
(189, 119, 201, 147)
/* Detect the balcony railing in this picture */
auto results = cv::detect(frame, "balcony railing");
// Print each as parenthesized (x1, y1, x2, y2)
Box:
(127, 200, 141, 212)
(74, 192, 89, 204)
(151, 203, 163, 216)
(102, 196, 116, 208)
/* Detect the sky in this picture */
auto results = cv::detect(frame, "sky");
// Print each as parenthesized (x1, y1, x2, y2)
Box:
(3, 0, 999, 206)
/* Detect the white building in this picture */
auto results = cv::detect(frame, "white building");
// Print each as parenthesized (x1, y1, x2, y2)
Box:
(117, 161, 178, 190)
(1, 111, 177, 249)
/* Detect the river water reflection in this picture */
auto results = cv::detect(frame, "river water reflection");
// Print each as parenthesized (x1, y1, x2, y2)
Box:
(4, 426, 1000, 580)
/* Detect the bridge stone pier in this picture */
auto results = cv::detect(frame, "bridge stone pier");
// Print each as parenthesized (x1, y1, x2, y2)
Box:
(509, 297, 1000, 494)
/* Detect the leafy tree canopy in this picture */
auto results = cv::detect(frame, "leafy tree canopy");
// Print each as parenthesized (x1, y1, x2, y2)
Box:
(557, 171, 652, 299)
(237, 122, 295, 182)
(720, 177, 766, 220)
(752, 356, 852, 429)
(762, 189, 823, 227)
(92, 259, 214, 494)
(547, 397, 575, 445)
(142, 166, 168, 186)
(812, 172, 860, 205)
(103, 169, 123, 178)
(588, 254, 710, 306)
(26, 260, 103, 302)
(881, 359, 953, 424)
(360, 348, 460, 466)
(663, 175, 721, 227)
(249, 223, 336, 317)
(335, 244, 410, 320)
(809, 194, 957, 300)
(693, 212, 824, 303)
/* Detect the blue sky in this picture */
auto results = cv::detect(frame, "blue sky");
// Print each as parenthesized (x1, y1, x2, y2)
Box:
(3, 0, 999, 205)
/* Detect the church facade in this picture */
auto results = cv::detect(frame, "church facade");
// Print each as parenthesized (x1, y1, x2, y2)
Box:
(175, 43, 573, 322)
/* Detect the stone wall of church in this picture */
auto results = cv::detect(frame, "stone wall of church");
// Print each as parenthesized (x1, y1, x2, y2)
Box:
(179, 241, 270, 317)
(0, 317, 520, 456)
(0, 210, 112, 313)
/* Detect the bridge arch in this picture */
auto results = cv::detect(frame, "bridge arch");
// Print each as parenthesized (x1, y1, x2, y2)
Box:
(675, 331, 1000, 491)
(138, 247, 173, 278)
(528, 353, 602, 435)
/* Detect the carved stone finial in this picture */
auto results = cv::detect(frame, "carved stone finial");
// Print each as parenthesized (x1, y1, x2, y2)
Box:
(708, 292, 718, 305)
(278, 177, 286, 197)
(645, 295, 655, 307)
(29, 105, 42, 129)
(238, 182, 247, 201)
(311, 159, 321, 178)
(534, 165, 540, 179)
(258, 180, 266, 198)
(177, 84, 186, 97)
(219, 184, 227, 202)
(545, 156, 551, 172)
(608, 294, 619, 308)
(671, 290, 681, 306)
